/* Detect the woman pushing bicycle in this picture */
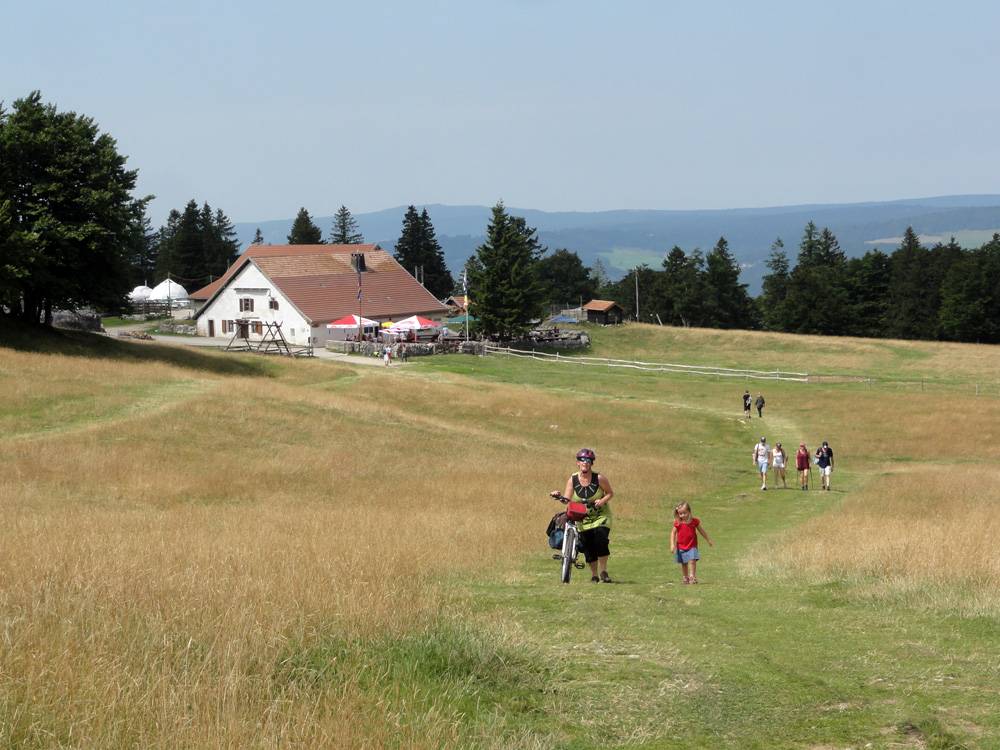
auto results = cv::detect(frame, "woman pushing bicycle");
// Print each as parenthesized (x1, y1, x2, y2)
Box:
(550, 448, 615, 583)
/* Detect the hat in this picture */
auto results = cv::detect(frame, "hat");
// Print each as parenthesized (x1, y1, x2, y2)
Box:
(760, 436, 766, 442)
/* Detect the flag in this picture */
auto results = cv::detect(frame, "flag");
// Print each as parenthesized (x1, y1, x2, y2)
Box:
(462, 269, 467, 295)
(357, 269, 362, 301)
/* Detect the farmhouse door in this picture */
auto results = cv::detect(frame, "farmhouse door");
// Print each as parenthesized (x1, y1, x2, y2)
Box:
(208, 320, 215, 337)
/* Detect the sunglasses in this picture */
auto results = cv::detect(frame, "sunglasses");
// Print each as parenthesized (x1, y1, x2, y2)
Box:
(576, 458, 594, 463)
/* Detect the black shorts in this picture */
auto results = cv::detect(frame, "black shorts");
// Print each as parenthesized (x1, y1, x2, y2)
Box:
(578, 525, 611, 563)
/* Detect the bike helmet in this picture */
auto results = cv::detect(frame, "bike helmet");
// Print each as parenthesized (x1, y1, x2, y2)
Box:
(576, 448, 596, 463)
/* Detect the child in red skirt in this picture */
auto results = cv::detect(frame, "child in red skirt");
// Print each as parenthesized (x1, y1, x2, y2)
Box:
(670, 501, 714, 584)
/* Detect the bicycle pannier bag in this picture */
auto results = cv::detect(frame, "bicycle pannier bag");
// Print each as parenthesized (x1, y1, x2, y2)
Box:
(565, 502, 588, 522)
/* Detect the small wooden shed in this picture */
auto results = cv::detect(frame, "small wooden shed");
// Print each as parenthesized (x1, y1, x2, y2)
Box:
(583, 299, 624, 325)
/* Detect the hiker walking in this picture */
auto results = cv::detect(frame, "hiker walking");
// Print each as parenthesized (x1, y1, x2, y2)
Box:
(755, 393, 766, 418)
(753, 436, 770, 491)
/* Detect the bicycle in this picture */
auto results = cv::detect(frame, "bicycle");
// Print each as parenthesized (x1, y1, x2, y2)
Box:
(549, 492, 592, 583)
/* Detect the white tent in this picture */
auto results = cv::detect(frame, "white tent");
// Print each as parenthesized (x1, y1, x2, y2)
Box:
(128, 285, 153, 301)
(387, 315, 440, 332)
(146, 279, 189, 301)
(326, 314, 379, 329)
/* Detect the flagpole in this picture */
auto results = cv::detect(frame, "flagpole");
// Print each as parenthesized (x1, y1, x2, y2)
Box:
(357, 265, 363, 341)
(462, 270, 469, 342)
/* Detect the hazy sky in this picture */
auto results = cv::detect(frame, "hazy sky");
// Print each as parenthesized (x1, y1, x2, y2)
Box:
(4, 1, 999, 226)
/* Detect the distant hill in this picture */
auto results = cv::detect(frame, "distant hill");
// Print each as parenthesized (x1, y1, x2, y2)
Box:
(234, 195, 1000, 294)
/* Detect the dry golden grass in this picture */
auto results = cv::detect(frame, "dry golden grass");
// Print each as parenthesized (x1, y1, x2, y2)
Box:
(742, 466, 1000, 616)
(0, 348, 687, 747)
(592, 323, 1000, 383)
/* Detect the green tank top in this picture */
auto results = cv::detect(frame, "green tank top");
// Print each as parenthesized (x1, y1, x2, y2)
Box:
(572, 472, 611, 531)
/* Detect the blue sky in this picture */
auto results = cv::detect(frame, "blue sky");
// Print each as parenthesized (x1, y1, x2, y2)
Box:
(4, 1, 999, 226)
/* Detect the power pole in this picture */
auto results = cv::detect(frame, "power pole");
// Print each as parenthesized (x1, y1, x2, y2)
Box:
(634, 268, 639, 321)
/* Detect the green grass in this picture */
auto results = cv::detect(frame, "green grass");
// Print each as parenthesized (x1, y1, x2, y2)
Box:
(0, 318, 273, 377)
(411, 348, 996, 747)
(597, 247, 666, 274)
(4, 320, 999, 748)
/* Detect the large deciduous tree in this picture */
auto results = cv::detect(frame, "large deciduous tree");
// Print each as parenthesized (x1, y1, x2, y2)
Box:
(0, 91, 150, 323)
(537, 248, 595, 310)
(393, 205, 454, 298)
(468, 202, 545, 339)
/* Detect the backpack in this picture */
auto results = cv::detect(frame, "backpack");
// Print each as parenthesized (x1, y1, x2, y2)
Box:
(546, 511, 567, 549)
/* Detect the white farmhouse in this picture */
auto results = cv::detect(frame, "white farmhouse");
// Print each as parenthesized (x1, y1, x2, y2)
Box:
(190, 244, 448, 347)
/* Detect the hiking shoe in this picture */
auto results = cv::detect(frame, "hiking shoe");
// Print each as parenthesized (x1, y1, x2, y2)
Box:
(591, 575, 600, 583)
(682, 576, 690, 584)
(600, 571, 612, 583)
(690, 577, 698, 584)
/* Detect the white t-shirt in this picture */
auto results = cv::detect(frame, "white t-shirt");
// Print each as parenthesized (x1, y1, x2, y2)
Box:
(753, 442, 769, 462)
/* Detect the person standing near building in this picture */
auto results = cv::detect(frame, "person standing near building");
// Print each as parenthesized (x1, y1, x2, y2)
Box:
(742, 390, 752, 420)
(815, 441, 835, 491)
(752, 436, 771, 491)
(755, 393, 766, 418)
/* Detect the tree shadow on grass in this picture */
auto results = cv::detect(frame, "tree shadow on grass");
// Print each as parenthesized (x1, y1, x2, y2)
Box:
(0, 320, 274, 378)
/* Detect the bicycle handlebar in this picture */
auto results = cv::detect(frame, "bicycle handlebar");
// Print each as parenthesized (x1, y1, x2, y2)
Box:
(549, 492, 594, 508)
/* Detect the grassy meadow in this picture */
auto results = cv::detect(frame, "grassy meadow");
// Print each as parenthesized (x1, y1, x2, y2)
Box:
(1, 320, 999, 748)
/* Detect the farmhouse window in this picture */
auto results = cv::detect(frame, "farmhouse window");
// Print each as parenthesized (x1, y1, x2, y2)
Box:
(252, 321, 263, 335)
(239, 297, 255, 313)
(269, 298, 279, 310)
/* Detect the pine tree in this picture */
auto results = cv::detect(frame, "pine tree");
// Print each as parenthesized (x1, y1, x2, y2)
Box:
(884, 227, 930, 339)
(172, 200, 207, 284)
(782, 223, 849, 334)
(211, 207, 240, 275)
(662, 247, 706, 327)
(392, 206, 453, 298)
(758, 238, 790, 331)
(125, 205, 158, 287)
(416, 209, 453, 298)
(843, 250, 891, 338)
(252, 228, 264, 245)
(287, 207, 323, 244)
(703, 236, 755, 328)
(939, 234, 1000, 343)
(467, 202, 545, 338)
(329, 205, 364, 244)
(154, 209, 181, 280)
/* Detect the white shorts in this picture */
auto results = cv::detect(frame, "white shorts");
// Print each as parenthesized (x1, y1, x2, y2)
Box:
(772, 460, 785, 469)
(821, 466, 833, 476)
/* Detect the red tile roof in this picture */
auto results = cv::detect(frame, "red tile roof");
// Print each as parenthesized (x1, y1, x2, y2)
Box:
(583, 299, 622, 312)
(192, 244, 448, 323)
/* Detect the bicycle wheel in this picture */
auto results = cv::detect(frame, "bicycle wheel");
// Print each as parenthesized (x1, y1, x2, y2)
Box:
(560, 527, 576, 584)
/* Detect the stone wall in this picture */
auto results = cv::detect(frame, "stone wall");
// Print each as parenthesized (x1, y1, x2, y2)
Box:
(326, 339, 486, 358)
